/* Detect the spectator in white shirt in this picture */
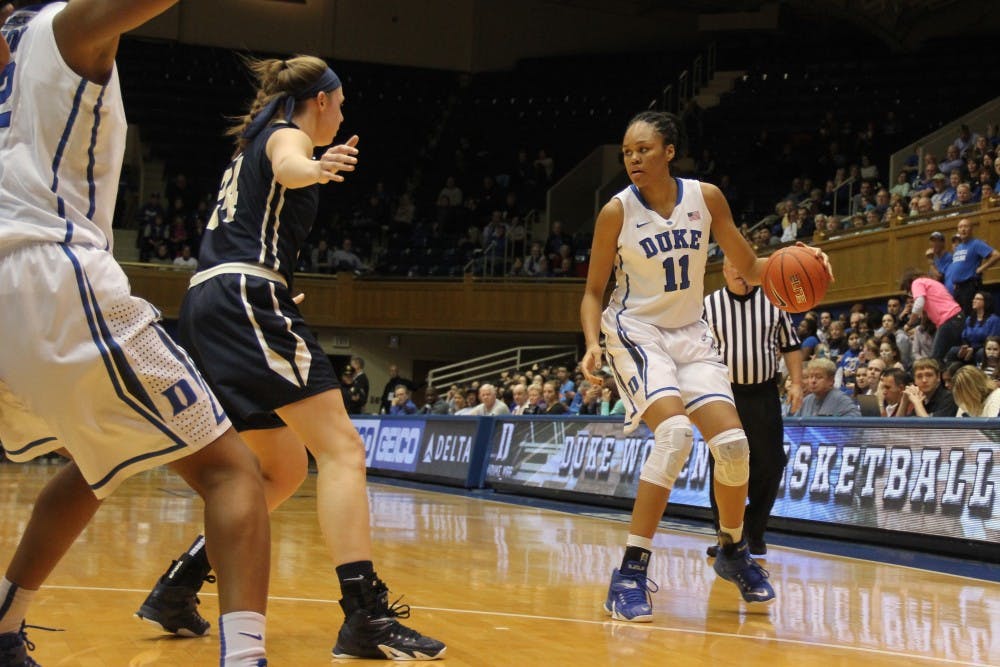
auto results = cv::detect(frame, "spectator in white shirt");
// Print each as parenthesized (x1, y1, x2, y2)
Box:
(172, 244, 197, 270)
(463, 384, 510, 416)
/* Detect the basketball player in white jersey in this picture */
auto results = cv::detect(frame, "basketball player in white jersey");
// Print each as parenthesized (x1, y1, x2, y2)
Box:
(581, 111, 830, 621)
(0, 3, 270, 665)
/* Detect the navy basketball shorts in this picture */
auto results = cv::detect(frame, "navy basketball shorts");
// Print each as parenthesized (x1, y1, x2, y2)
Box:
(179, 273, 340, 431)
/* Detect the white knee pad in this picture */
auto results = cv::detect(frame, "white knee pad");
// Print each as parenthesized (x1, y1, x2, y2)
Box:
(640, 415, 693, 489)
(709, 428, 750, 486)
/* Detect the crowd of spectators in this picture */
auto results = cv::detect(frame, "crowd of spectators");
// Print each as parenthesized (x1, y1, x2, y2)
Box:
(358, 285, 1000, 419)
(134, 174, 212, 269)
(361, 361, 625, 420)
(119, 33, 1000, 284)
(773, 216, 1000, 418)
(731, 121, 1000, 254)
(353, 211, 1000, 421)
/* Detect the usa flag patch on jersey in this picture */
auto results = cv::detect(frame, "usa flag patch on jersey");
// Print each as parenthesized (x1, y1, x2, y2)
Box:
(687, 211, 701, 221)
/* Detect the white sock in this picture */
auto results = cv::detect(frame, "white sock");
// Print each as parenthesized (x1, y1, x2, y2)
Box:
(0, 578, 36, 634)
(220, 611, 266, 667)
(720, 523, 744, 545)
(626, 534, 653, 550)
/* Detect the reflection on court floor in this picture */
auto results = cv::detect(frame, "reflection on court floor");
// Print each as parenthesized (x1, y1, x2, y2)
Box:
(0, 464, 994, 666)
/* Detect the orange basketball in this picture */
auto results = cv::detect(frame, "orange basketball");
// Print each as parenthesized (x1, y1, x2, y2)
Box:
(761, 246, 829, 313)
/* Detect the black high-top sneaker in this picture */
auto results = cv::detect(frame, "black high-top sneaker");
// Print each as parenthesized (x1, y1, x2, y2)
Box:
(135, 536, 215, 637)
(0, 622, 41, 667)
(331, 575, 446, 661)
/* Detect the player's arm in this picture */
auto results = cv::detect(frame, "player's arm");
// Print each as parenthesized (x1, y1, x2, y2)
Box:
(703, 182, 766, 284)
(580, 198, 623, 382)
(53, 0, 179, 83)
(267, 129, 359, 189)
(782, 348, 804, 414)
(0, 4, 13, 68)
(267, 128, 325, 189)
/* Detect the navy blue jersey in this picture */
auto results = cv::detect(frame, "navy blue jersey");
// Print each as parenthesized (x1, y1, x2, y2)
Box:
(198, 122, 318, 286)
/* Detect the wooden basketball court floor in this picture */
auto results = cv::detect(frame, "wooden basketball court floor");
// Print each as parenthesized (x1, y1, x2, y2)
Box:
(0, 462, 995, 666)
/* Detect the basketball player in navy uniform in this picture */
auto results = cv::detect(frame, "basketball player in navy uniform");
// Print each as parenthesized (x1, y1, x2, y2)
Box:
(133, 55, 445, 660)
(0, 3, 271, 665)
(580, 111, 831, 621)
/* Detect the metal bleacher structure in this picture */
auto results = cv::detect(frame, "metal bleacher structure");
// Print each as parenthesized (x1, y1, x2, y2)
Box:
(425, 345, 579, 391)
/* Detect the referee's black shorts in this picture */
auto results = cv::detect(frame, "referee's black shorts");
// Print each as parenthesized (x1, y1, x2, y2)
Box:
(178, 273, 339, 431)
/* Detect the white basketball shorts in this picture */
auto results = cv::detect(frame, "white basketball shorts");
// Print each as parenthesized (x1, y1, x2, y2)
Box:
(0, 243, 231, 498)
(602, 311, 734, 433)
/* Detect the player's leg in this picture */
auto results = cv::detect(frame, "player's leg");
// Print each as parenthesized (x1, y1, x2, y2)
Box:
(689, 401, 774, 603)
(167, 429, 270, 666)
(600, 317, 694, 622)
(602, 394, 693, 622)
(0, 460, 101, 665)
(137, 427, 307, 637)
(137, 273, 300, 639)
(705, 453, 722, 555)
(246, 427, 310, 509)
(275, 390, 445, 660)
(1, 245, 271, 665)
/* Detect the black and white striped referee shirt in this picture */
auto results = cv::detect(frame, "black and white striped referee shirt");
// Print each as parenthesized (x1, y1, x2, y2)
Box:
(703, 286, 801, 385)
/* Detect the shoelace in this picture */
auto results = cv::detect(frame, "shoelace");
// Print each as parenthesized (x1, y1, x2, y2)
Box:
(615, 572, 659, 604)
(369, 594, 433, 642)
(729, 552, 770, 589)
(384, 595, 411, 620)
(17, 623, 64, 653)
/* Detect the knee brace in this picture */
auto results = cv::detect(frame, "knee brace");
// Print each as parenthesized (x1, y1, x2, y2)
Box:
(640, 415, 693, 489)
(709, 428, 750, 486)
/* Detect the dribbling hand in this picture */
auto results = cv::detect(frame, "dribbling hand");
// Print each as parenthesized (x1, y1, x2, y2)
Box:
(0, 4, 13, 68)
(317, 134, 360, 184)
(794, 241, 835, 283)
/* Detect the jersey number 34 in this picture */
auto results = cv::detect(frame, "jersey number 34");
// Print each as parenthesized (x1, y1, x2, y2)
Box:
(207, 155, 245, 230)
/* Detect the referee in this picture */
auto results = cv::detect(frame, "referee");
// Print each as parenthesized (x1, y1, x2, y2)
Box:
(702, 257, 803, 556)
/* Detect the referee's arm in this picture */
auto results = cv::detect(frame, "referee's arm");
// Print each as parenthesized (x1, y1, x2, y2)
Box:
(782, 348, 804, 414)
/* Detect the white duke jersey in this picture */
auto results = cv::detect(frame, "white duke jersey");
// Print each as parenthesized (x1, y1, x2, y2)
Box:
(605, 178, 712, 329)
(0, 3, 126, 255)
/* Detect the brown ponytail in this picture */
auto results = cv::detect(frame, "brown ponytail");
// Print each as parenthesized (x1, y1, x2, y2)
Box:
(227, 54, 331, 152)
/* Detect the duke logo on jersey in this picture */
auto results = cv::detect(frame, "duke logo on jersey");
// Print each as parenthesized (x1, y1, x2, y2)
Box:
(638, 228, 703, 258)
(606, 179, 712, 329)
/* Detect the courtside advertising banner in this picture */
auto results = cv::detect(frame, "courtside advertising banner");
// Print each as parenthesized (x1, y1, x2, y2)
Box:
(486, 418, 999, 545)
(353, 416, 480, 484)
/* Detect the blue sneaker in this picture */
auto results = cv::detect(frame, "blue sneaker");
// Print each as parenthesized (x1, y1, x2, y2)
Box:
(603, 567, 657, 622)
(0, 622, 41, 667)
(713, 539, 775, 603)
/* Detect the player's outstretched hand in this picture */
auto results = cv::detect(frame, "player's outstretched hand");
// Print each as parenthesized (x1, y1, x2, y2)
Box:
(0, 4, 14, 68)
(317, 134, 359, 184)
(581, 343, 604, 384)
(292, 292, 305, 305)
(794, 241, 835, 283)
